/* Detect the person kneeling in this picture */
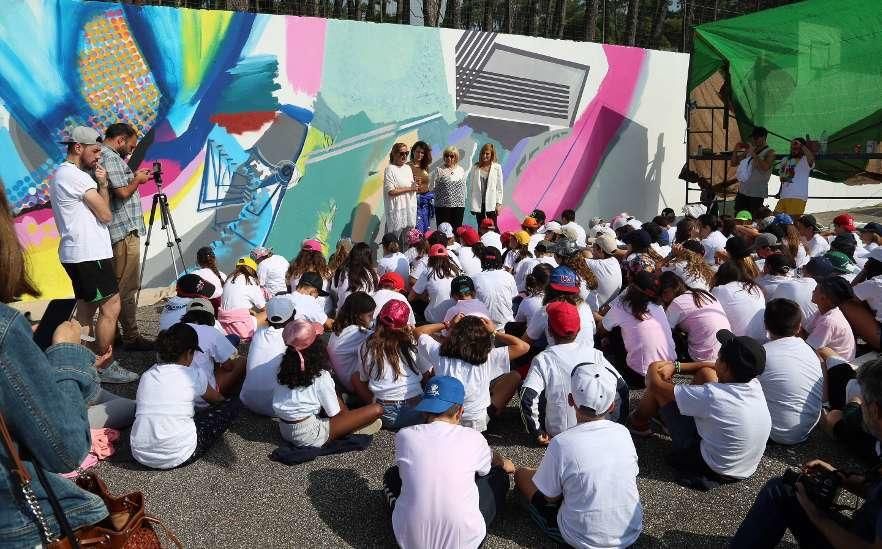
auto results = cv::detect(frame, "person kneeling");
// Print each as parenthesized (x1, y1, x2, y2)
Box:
(514, 363, 643, 548)
(384, 376, 514, 549)
(273, 320, 382, 447)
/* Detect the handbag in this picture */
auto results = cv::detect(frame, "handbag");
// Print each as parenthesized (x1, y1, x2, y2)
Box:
(0, 413, 182, 548)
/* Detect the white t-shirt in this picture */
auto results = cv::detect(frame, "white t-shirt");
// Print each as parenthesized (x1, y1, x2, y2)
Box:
(701, 230, 728, 266)
(378, 252, 411, 287)
(443, 299, 491, 323)
(805, 307, 856, 362)
(527, 302, 596, 346)
(561, 222, 588, 247)
(515, 294, 543, 323)
(532, 421, 643, 549)
(513, 257, 539, 293)
(272, 369, 340, 421)
(601, 296, 675, 376)
(711, 282, 766, 340)
(159, 296, 192, 331)
(413, 269, 456, 323)
(392, 422, 491, 549)
(756, 274, 792, 300)
(662, 261, 711, 291)
(674, 379, 771, 479)
(358, 345, 428, 401)
(221, 277, 266, 311)
(285, 291, 329, 325)
(586, 257, 623, 310)
(666, 293, 730, 362)
(371, 289, 415, 326)
(328, 325, 372, 391)
(332, 271, 377, 313)
(130, 363, 208, 469)
(806, 233, 830, 257)
(523, 343, 620, 436)
(189, 323, 237, 406)
(456, 247, 483, 276)
(289, 274, 334, 316)
(191, 268, 226, 299)
(527, 232, 544, 255)
(778, 156, 812, 200)
(770, 277, 818, 326)
(257, 254, 290, 296)
(480, 231, 503, 251)
(49, 162, 113, 263)
(418, 335, 510, 425)
(759, 337, 823, 445)
(241, 325, 286, 416)
(854, 275, 882, 323)
(473, 269, 519, 326)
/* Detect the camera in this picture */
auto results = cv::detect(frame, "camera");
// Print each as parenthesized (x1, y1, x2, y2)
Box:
(782, 468, 841, 508)
(151, 161, 163, 185)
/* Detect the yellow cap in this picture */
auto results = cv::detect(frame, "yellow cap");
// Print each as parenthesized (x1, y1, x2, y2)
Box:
(237, 256, 258, 272)
(513, 230, 531, 246)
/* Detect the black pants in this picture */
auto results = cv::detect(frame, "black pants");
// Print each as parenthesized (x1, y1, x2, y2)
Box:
(383, 464, 509, 527)
(828, 363, 857, 411)
(734, 193, 765, 217)
(435, 206, 465, 230)
(472, 210, 497, 226)
(181, 398, 242, 466)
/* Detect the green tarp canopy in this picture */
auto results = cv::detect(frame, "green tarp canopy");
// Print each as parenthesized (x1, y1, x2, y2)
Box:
(689, 0, 882, 181)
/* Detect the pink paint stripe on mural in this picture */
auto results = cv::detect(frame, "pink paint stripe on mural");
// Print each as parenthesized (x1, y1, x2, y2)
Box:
(511, 45, 646, 218)
(286, 17, 326, 96)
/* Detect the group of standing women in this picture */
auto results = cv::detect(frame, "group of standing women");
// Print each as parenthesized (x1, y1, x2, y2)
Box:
(383, 141, 504, 236)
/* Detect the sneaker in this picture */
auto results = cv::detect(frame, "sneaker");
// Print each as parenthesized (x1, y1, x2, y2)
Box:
(353, 418, 382, 436)
(627, 413, 652, 437)
(123, 336, 154, 352)
(99, 361, 140, 384)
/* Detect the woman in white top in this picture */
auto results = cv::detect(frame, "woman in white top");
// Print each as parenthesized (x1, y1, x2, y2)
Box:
(384, 142, 420, 235)
(409, 244, 461, 323)
(431, 146, 467, 229)
(273, 320, 382, 448)
(218, 257, 267, 340)
(352, 300, 432, 429)
(192, 246, 226, 301)
(328, 292, 376, 393)
(468, 143, 504, 226)
(331, 242, 379, 313)
(710, 260, 766, 340)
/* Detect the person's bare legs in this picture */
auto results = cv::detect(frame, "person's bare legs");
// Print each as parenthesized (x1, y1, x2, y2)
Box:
(514, 467, 539, 499)
(490, 371, 522, 415)
(329, 403, 383, 440)
(95, 294, 121, 354)
(841, 298, 881, 350)
(215, 357, 247, 396)
(74, 300, 98, 340)
(819, 409, 843, 438)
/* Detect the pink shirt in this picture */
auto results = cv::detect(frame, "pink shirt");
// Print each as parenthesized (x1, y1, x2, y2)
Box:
(666, 293, 731, 362)
(805, 307, 856, 362)
(602, 295, 676, 375)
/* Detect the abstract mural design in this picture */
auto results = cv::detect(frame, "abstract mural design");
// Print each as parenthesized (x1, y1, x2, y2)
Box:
(0, 0, 689, 298)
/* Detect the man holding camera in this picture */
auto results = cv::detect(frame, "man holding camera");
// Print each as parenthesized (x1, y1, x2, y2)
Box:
(101, 123, 153, 353)
(731, 358, 882, 548)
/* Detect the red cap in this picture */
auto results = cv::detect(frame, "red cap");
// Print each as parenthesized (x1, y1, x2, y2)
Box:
(500, 231, 512, 248)
(429, 243, 448, 257)
(833, 213, 856, 231)
(379, 272, 405, 291)
(377, 299, 410, 329)
(480, 218, 495, 229)
(546, 301, 580, 338)
(460, 227, 480, 246)
(521, 216, 539, 229)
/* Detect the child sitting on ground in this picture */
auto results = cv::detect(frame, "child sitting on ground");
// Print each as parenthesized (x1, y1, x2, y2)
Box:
(286, 272, 334, 330)
(377, 232, 411, 289)
(159, 273, 216, 331)
(328, 292, 376, 394)
(218, 257, 267, 341)
(806, 275, 857, 362)
(240, 296, 297, 416)
(371, 272, 415, 326)
(272, 320, 383, 447)
(472, 246, 519, 327)
(178, 299, 246, 403)
(442, 275, 491, 323)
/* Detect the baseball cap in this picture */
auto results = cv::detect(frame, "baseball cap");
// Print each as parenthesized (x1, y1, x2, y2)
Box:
(545, 221, 562, 234)
(765, 253, 794, 274)
(379, 272, 405, 291)
(414, 376, 465, 414)
(833, 213, 856, 232)
(546, 301, 580, 339)
(163, 323, 203, 354)
(611, 216, 629, 231)
(817, 276, 855, 304)
(377, 299, 411, 329)
(682, 203, 707, 219)
(512, 230, 531, 246)
(186, 297, 215, 316)
(381, 232, 399, 247)
(59, 125, 102, 145)
(554, 238, 583, 257)
(716, 329, 766, 381)
(282, 319, 320, 351)
(560, 224, 580, 242)
(549, 266, 579, 293)
(237, 256, 258, 272)
(451, 275, 476, 296)
(460, 227, 480, 246)
(570, 362, 618, 414)
(824, 251, 853, 273)
(480, 218, 496, 230)
(724, 236, 754, 260)
(406, 228, 423, 245)
(804, 256, 835, 279)
(623, 229, 651, 250)
(438, 222, 454, 238)
(754, 233, 779, 249)
(176, 273, 215, 298)
(301, 239, 323, 252)
(798, 214, 821, 231)
(429, 243, 448, 257)
(522, 216, 540, 230)
(595, 234, 618, 255)
(298, 272, 330, 296)
(266, 296, 296, 324)
(772, 213, 793, 226)
(859, 222, 882, 237)
(734, 210, 753, 222)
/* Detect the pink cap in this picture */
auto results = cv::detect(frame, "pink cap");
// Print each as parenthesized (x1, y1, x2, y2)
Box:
(377, 300, 411, 329)
(429, 243, 448, 257)
(302, 239, 323, 252)
(282, 319, 322, 350)
(406, 228, 423, 245)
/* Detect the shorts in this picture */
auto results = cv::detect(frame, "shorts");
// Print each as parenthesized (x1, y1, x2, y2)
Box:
(62, 258, 119, 303)
(774, 198, 807, 215)
(279, 415, 330, 448)
(462, 411, 490, 433)
(659, 402, 737, 488)
(833, 402, 878, 459)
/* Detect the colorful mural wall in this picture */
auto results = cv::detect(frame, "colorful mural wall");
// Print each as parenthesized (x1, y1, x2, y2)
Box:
(1, 0, 689, 298)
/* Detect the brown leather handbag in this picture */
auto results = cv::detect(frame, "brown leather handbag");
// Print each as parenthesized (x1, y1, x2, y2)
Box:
(1, 413, 182, 548)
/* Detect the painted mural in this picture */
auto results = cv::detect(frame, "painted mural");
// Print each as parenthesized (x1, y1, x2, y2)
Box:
(1, 0, 689, 299)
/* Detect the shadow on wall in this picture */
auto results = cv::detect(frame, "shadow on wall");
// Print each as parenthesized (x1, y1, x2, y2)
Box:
(340, 201, 381, 249)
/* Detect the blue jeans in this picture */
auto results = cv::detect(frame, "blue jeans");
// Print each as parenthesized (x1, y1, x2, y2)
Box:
(379, 400, 423, 430)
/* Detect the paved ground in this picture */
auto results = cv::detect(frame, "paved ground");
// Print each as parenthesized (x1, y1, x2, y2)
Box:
(91, 305, 873, 548)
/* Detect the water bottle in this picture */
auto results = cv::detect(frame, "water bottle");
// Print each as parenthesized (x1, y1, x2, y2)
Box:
(819, 131, 828, 154)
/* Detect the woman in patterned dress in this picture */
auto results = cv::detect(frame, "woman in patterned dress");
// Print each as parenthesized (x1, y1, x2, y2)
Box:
(429, 146, 467, 230)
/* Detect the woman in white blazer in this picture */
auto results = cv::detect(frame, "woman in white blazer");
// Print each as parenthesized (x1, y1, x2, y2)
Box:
(468, 143, 504, 225)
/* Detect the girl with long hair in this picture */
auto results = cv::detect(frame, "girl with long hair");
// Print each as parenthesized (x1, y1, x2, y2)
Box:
(658, 271, 730, 362)
(468, 143, 504, 225)
(416, 315, 529, 431)
(193, 246, 226, 300)
(329, 292, 377, 393)
(661, 240, 715, 290)
(287, 239, 333, 314)
(332, 241, 379, 313)
(674, 217, 700, 245)
(711, 260, 766, 339)
(778, 219, 809, 268)
(219, 257, 266, 340)
(273, 320, 383, 447)
(410, 140, 434, 232)
(409, 243, 461, 323)
(515, 263, 553, 323)
(378, 232, 410, 289)
(328, 238, 353, 273)
(352, 300, 431, 429)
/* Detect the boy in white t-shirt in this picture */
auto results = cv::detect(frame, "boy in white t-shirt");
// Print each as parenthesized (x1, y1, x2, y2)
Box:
(630, 329, 771, 487)
(159, 273, 217, 331)
(515, 362, 643, 548)
(179, 298, 246, 403)
(383, 376, 515, 549)
(286, 272, 335, 330)
(472, 247, 518, 326)
(521, 301, 627, 445)
(241, 296, 296, 415)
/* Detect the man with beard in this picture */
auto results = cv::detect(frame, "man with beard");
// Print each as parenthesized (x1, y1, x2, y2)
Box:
(774, 137, 815, 216)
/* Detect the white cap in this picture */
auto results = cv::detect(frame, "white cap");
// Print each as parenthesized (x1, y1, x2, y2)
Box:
(59, 126, 101, 145)
(611, 214, 629, 231)
(545, 221, 562, 234)
(571, 362, 618, 414)
(682, 203, 707, 219)
(267, 296, 296, 324)
(560, 224, 580, 241)
(186, 297, 215, 316)
(592, 224, 616, 238)
(625, 218, 643, 230)
(438, 222, 454, 238)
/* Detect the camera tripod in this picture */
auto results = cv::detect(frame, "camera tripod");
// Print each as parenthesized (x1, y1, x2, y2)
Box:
(136, 162, 186, 304)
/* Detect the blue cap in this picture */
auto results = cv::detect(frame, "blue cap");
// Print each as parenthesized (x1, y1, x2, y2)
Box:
(804, 256, 834, 279)
(414, 376, 465, 414)
(773, 213, 793, 225)
(549, 265, 579, 293)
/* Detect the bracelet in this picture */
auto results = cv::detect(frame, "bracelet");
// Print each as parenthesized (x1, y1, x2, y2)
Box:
(674, 360, 681, 375)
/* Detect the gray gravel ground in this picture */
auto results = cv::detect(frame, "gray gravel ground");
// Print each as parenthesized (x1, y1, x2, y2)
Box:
(94, 305, 870, 548)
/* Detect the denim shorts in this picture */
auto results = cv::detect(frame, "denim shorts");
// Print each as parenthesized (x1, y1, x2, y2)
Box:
(379, 399, 423, 430)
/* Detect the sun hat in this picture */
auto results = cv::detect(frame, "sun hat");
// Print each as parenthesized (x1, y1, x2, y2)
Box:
(414, 376, 465, 414)
(595, 234, 618, 255)
(406, 228, 423, 245)
(859, 222, 882, 237)
(451, 275, 476, 296)
(553, 238, 583, 258)
(735, 210, 753, 222)
(547, 301, 580, 339)
(824, 251, 853, 273)
(570, 362, 618, 414)
(512, 230, 531, 246)
(754, 233, 779, 249)
(545, 221, 562, 234)
(480, 218, 496, 230)
(549, 266, 579, 293)
(429, 243, 448, 257)
(804, 256, 835, 279)
(772, 213, 793, 226)
(379, 272, 405, 291)
(460, 227, 480, 246)
(282, 319, 322, 370)
(266, 296, 296, 324)
(833, 213, 856, 232)
(560, 224, 580, 242)
(522, 216, 540, 230)
(302, 239, 323, 252)
(798, 214, 822, 232)
(237, 256, 258, 272)
(438, 222, 454, 238)
(377, 299, 411, 329)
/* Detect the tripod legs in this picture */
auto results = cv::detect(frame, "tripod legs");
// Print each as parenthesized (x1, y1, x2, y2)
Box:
(136, 192, 187, 305)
